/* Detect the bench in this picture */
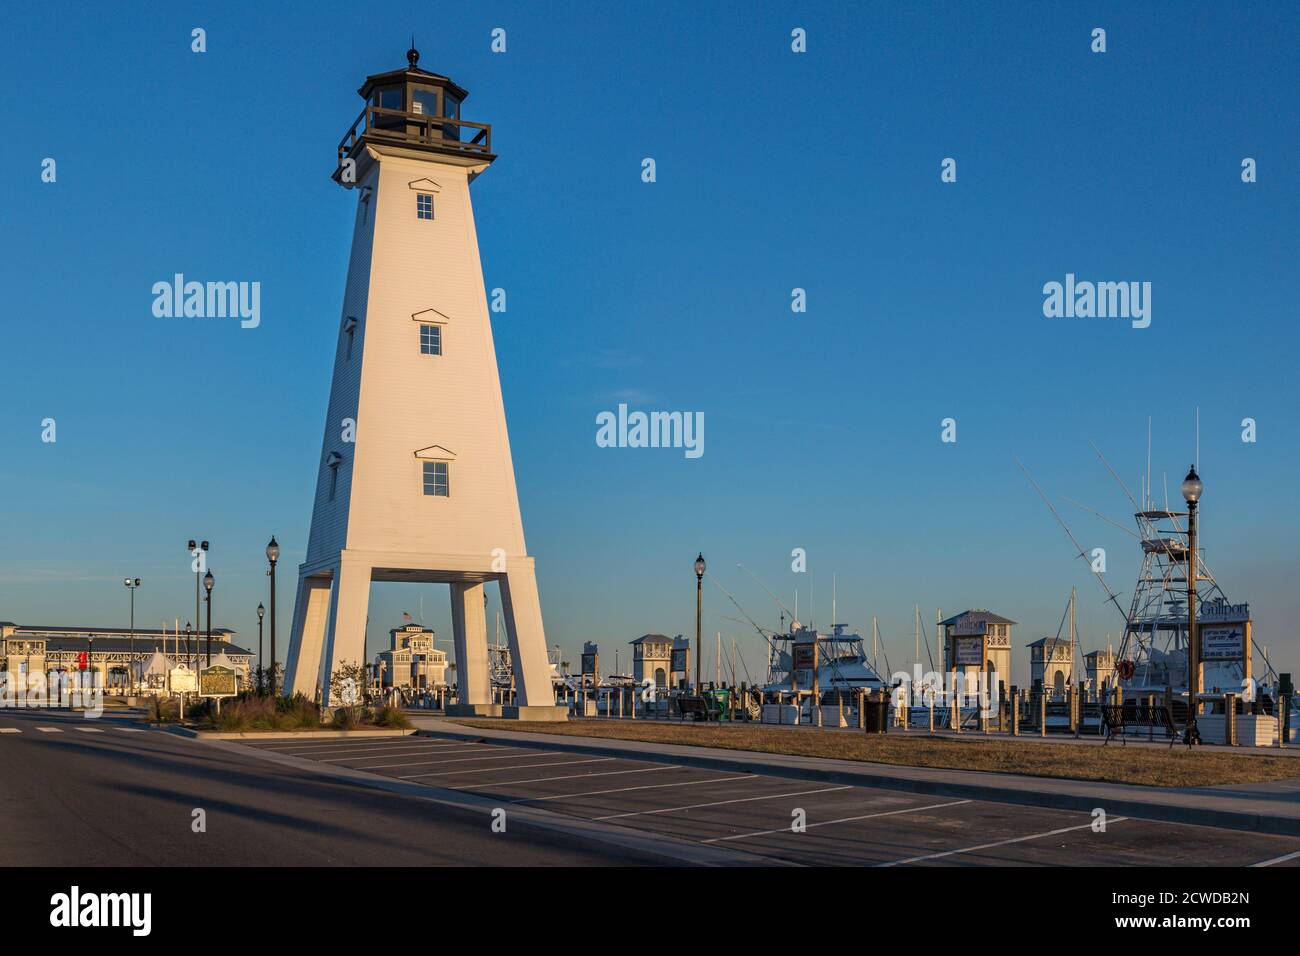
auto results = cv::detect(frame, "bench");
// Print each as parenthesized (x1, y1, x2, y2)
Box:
(1100, 702, 1187, 748)
(674, 695, 722, 722)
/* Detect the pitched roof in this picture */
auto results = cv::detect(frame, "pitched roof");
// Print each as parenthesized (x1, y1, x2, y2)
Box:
(1026, 637, 1071, 651)
(940, 610, 1017, 627)
(41, 635, 252, 656)
(628, 633, 671, 644)
(9, 625, 236, 638)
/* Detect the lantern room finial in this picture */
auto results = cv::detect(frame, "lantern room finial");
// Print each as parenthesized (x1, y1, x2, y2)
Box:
(407, 39, 419, 68)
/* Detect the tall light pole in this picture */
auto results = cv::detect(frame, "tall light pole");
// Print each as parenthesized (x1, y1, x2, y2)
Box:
(204, 569, 215, 666)
(266, 536, 280, 696)
(188, 539, 209, 642)
(1181, 465, 1203, 745)
(257, 603, 266, 694)
(694, 553, 706, 694)
(184, 622, 192, 670)
(123, 577, 141, 695)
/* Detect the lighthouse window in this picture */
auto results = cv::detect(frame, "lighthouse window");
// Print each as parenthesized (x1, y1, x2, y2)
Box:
(422, 461, 449, 497)
(419, 323, 441, 355)
(416, 193, 434, 220)
(371, 86, 404, 132)
(412, 89, 438, 118)
(326, 451, 343, 501)
(444, 95, 461, 141)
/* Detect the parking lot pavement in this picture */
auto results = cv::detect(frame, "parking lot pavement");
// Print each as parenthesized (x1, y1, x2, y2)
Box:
(238, 732, 1300, 867)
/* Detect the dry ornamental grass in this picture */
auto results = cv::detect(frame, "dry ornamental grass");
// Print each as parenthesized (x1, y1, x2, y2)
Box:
(447, 719, 1299, 788)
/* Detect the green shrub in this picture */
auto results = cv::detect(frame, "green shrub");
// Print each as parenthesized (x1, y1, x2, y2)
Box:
(277, 693, 322, 729)
(331, 706, 361, 730)
(149, 697, 180, 723)
(372, 705, 412, 729)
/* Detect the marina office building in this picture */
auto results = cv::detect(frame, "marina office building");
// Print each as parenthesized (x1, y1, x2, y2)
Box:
(0, 622, 254, 692)
(374, 623, 449, 690)
(941, 610, 1015, 692)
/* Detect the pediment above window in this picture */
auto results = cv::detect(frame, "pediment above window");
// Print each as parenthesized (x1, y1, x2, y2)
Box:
(411, 308, 451, 325)
(413, 445, 456, 461)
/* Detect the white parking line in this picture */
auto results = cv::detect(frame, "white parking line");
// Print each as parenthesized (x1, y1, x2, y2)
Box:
(1251, 848, 1300, 867)
(460, 765, 676, 791)
(35, 727, 63, 733)
(880, 815, 1128, 866)
(0, 728, 21, 734)
(255, 739, 436, 752)
(593, 785, 853, 821)
(706, 799, 973, 844)
(512, 773, 752, 804)
(400, 758, 614, 779)
(321, 746, 513, 764)
(345, 750, 558, 771)
(280, 742, 487, 757)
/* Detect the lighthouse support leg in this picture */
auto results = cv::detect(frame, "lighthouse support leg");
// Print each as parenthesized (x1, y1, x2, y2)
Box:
(319, 554, 371, 704)
(447, 582, 493, 713)
(286, 573, 332, 698)
(500, 559, 566, 718)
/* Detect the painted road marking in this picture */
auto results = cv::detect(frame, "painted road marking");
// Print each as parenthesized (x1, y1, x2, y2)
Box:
(593, 785, 853, 821)
(0, 728, 21, 734)
(76, 727, 105, 733)
(348, 751, 561, 771)
(512, 773, 753, 804)
(460, 765, 676, 791)
(269, 736, 468, 749)
(296, 744, 504, 760)
(880, 815, 1128, 866)
(35, 727, 63, 733)
(252, 740, 427, 753)
(326, 747, 519, 766)
(281, 742, 489, 757)
(118, 728, 147, 733)
(400, 758, 614, 780)
(1251, 848, 1300, 867)
(706, 799, 973, 844)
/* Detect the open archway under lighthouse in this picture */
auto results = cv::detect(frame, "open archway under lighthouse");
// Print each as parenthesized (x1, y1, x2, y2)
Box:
(286, 560, 556, 716)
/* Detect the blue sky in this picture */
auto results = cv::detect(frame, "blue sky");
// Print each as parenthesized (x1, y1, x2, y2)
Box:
(1, 1, 1297, 686)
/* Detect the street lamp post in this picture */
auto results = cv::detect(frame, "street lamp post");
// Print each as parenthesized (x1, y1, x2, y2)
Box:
(204, 569, 214, 666)
(123, 577, 141, 695)
(694, 553, 706, 694)
(257, 603, 266, 694)
(188, 539, 209, 641)
(184, 622, 192, 670)
(1181, 465, 1203, 745)
(266, 537, 280, 697)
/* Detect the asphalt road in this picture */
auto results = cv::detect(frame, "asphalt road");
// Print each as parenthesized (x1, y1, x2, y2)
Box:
(6, 708, 1300, 867)
(0, 709, 662, 866)
(239, 729, 1300, 867)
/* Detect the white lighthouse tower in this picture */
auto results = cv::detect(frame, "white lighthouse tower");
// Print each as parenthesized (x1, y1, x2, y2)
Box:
(284, 47, 563, 719)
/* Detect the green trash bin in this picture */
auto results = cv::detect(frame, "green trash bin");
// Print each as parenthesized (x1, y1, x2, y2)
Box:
(710, 688, 732, 721)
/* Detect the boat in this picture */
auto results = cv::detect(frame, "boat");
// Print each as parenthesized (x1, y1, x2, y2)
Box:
(761, 622, 890, 699)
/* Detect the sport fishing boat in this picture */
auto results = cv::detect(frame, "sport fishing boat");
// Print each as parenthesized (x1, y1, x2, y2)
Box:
(762, 623, 890, 699)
